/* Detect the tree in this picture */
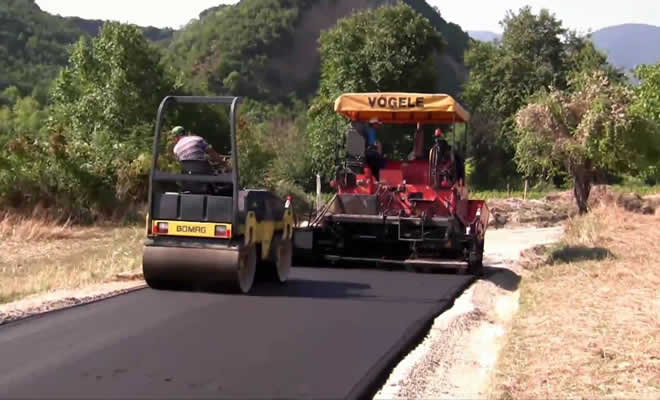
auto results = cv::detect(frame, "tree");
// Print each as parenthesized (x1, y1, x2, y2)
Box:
(47, 22, 176, 209)
(307, 2, 443, 181)
(462, 6, 619, 189)
(514, 71, 650, 213)
(631, 62, 660, 182)
(633, 63, 660, 122)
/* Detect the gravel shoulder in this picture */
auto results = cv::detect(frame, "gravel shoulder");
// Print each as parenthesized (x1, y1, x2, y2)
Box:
(0, 279, 145, 325)
(374, 226, 563, 399)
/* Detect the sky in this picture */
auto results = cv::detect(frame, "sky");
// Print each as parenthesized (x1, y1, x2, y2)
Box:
(35, 0, 660, 33)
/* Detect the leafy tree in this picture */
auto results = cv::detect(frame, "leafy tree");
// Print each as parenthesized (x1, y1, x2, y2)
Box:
(462, 6, 619, 188)
(631, 62, 660, 182)
(308, 2, 443, 181)
(514, 71, 653, 213)
(1, 86, 21, 106)
(633, 63, 660, 122)
(45, 22, 178, 211)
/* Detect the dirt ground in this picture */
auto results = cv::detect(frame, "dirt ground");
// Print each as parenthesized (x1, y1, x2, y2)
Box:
(491, 205, 660, 400)
(485, 185, 659, 229)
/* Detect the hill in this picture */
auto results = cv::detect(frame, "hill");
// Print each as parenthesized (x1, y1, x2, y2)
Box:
(3, 0, 471, 104)
(591, 24, 660, 74)
(0, 0, 82, 97)
(0, 0, 173, 98)
(165, 0, 472, 103)
(66, 17, 174, 44)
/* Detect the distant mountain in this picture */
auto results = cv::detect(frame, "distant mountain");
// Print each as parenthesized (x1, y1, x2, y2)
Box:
(469, 24, 660, 78)
(468, 31, 501, 42)
(591, 24, 660, 74)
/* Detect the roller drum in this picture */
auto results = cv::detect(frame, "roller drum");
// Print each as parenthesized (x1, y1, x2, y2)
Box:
(142, 245, 256, 293)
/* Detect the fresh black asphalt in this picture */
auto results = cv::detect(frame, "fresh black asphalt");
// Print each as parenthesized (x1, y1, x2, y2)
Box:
(0, 266, 473, 399)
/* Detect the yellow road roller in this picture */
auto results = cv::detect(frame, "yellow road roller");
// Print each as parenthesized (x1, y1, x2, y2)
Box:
(142, 96, 294, 294)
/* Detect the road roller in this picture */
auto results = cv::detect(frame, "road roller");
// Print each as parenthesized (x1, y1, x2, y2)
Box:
(143, 96, 295, 294)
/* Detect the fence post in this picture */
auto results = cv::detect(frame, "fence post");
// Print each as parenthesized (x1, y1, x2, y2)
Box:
(316, 174, 321, 212)
(524, 179, 529, 200)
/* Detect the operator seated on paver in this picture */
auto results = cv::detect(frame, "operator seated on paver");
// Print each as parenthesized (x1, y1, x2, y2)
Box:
(364, 118, 385, 180)
(431, 128, 456, 187)
(171, 125, 231, 193)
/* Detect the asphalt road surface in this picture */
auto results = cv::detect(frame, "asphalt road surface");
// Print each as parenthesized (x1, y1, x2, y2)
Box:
(0, 266, 473, 399)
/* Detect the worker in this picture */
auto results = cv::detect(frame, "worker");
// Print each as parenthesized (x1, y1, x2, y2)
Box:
(431, 128, 456, 187)
(364, 118, 383, 154)
(171, 126, 228, 172)
(364, 118, 384, 180)
(433, 128, 452, 164)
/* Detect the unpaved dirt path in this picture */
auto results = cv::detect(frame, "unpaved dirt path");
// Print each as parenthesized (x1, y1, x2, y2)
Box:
(374, 225, 563, 400)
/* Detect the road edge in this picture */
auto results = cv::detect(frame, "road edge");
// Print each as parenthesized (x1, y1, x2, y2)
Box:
(346, 275, 478, 400)
(0, 283, 147, 327)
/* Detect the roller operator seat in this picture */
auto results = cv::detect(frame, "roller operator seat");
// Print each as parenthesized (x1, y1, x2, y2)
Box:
(345, 126, 367, 173)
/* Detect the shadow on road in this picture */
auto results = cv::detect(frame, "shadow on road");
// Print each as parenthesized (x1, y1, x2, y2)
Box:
(481, 265, 522, 292)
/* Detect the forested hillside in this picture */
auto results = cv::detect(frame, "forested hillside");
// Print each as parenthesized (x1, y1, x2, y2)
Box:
(1, 1, 658, 220)
(165, 0, 472, 102)
(0, 0, 173, 99)
(3, 0, 471, 104)
(0, 0, 82, 99)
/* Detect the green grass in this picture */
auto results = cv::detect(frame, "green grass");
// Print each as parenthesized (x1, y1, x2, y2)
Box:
(610, 184, 660, 196)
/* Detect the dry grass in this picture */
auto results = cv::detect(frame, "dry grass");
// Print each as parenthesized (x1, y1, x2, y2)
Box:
(0, 212, 83, 241)
(492, 205, 660, 400)
(0, 214, 144, 304)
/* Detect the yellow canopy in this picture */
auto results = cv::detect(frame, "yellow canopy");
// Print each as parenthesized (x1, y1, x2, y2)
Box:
(334, 92, 470, 124)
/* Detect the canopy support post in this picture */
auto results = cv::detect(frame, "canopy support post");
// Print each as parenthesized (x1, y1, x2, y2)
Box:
(452, 113, 456, 148)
